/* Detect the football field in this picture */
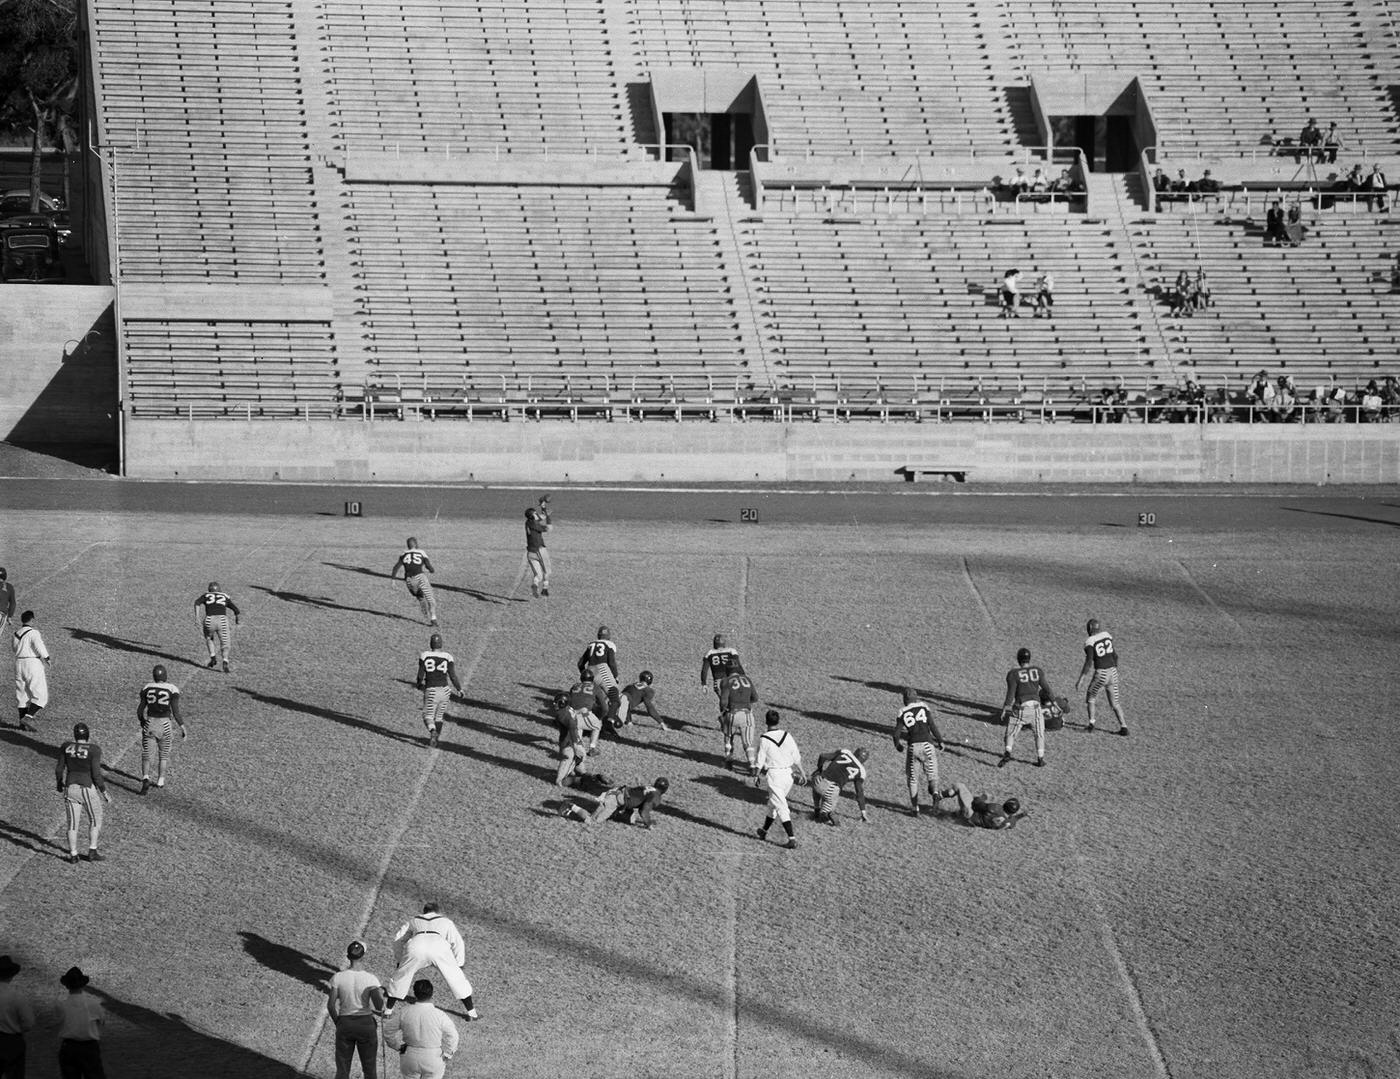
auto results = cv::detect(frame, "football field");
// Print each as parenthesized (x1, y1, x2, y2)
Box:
(1, 483, 1398, 1079)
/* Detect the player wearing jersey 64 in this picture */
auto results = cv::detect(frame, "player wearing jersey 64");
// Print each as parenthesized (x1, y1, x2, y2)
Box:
(391, 538, 439, 626)
(194, 582, 240, 672)
(893, 687, 945, 816)
(138, 664, 187, 794)
(416, 635, 463, 748)
(1076, 619, 1128, 736)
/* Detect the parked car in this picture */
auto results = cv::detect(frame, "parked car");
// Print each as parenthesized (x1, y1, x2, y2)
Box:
(1, 188, 64, 212)
(1, 222, 64, 282)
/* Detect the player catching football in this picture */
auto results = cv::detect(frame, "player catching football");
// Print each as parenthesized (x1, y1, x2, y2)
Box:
(1076, 618, 1128, 736)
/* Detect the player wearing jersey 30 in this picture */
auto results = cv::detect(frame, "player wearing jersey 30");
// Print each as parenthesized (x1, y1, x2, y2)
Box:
(577, 627, 620, 724)
(56, 723, 112, 864)
(416, 635, 463, 748)
(391, 538, 438, 626)
(194, 582, 240, 672)
(718, 671, 760, 772)
(138, 664, 187, 794)
(999, 647, 1053, 768)
(811, 747, 870, 825)
(893, 687, 946, 816)
(1077, 619, 1129, 736)
(617, 671, 668, 731)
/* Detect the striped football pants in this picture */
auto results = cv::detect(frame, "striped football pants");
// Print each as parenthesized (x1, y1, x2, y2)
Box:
(405, 573, 437, 621)
(421, 685, 451, 731)
(811, 774, 842, 816)
(65, 784, 103, 832)
(1005, 701, 1045, 758)
(905, 741, 939, 800)
(729, 708, 757, 764)
(202, 614, 232, 659)
(1086, 667, 1122, 709)
(141, 717, 175, 778)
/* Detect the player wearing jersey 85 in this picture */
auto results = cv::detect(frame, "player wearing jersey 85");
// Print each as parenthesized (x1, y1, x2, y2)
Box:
(138, 664, 187, 794)
(1077, 619, 1128, 736)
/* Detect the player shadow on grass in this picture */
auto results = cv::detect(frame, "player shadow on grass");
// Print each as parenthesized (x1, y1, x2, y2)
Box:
(0, 819, 65, 859)
(1283, 506, 1400, 528)
(830, 675, 1004, 727)
(433, 581, 528, 605)
(237, 932, 338, 992)
(443, 740, 556, 784)
(236, 689, 423, 748)
(92, 988, 307, 1079)
(65, 626, 196, 669)
(249, 585, 417, 622)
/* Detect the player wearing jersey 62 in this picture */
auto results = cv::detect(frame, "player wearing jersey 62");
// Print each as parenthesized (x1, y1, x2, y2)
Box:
(391, 538, 439, 626)
(1076, 619, 1128, 736)
(893, 687, 946, 815)
(194, 582, 240, 672)
(416, 635, 463, 748)
(999, 647, 1054, 768)
(138, 664, 187, 795)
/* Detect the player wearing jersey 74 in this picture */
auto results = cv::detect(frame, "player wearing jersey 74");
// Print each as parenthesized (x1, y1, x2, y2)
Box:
(893, 687, 945, 816)
(416, 635, 463, 748)
(1076, 619, 1128, 736)
(811, 747, 870, 825)
(138, 664, 188, 794)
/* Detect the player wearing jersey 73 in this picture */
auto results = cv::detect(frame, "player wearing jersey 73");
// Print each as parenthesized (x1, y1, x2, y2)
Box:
(138, 664, 187, 794)
(893, 687, 945, 816)
(1076, 619, 1128, 736)
(416, 634, 463, 748)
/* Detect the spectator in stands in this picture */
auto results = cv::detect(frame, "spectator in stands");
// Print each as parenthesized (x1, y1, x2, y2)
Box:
(1319, 381, 1348, 422)
(1322, 122, 1344, 165)
(999, 269, 1022, 318)
(1050, 168, 1075, 194)
(1362, 164, 1388, 212)
(1285, 202, 1307, 246)
(1098, 385, 1120, 423)
(1361, 379, 1384, 421)
(1033, 272, 1054, 318)
(1194, 170, 1221, 195)
(1265, 200, 1288, 246)
(1272, 375, 1297, 423)
(1009, 166, 1029, 194)
(1168, 270, 1193, 318)
(1171, 169, 1190, 193)
(1152, 168, 1171, 194)
(1192, 269, 1211, 312)
(1029, 168, 1049, 194)
(1207, 387, 1234, 423)
(1182, 378, 1205, 417)
(1298, 118, 1323, 162)
(1248, 370, 1276, 419)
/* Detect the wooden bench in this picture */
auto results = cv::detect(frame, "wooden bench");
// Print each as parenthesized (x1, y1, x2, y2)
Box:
(898, 464, 971, 483)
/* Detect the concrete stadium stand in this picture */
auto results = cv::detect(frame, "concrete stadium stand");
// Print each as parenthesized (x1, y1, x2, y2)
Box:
(123, 419, 1400, 484)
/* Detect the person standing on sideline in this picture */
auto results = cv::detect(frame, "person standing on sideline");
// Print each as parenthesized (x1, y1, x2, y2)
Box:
(718, 669, 760, 773)
(55, 967, 105, 1079)
(391, 539, 438, 626)
(0, 569, 15, 634)
(385, 904, 479, 1021)
(383, 980, 457, 1079)
(1076, 619, 1128, 736)
(754, 709, 805, 849)
(327, 940, 387, 1079)
(416, 634, 463, 748)
(525, 496, 552, 598)
(998, 647, 1054, 769)
(57, 723, 112, 864)
(12, 611, 50, 732)
(194, 582, 240, 672)
(0, 954, 36, 1079)
(893, 686, 945, 816)
(138, 664, 188, 794)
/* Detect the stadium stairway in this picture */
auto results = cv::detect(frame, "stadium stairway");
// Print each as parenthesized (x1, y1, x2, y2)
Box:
(697, 171, 774, 390)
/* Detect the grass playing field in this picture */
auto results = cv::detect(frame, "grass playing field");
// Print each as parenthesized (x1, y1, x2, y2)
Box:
(1, 485, 1398, 1079)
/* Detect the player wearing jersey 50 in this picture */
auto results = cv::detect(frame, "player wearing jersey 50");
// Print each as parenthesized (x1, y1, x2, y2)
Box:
(811, 747, 870, 825)
(1076, 618, 1128, 736)
(194, 582, 240, 672)
(525, 496, 552, 598)
(12, 610, 50, 732)
(893, 687, 946, 816)
(617, 671, 668, 731)
(56, 723, 112, 864)
(999, 647, 1053, 768)
(577, 627, 620, 725)
(138, 664, 187, 794)
(754, 709, 805, 849)
(416, 634, 463, 748)
(391, 539, 438, 626)
(718, 670, 760, 772)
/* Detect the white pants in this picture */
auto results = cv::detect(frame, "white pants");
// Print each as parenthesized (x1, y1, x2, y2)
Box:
(399, 1046, 447, 1079)
(765, 768, 795, 823)
(387, 936, 472, 1001)
(15, 659, 47, 709)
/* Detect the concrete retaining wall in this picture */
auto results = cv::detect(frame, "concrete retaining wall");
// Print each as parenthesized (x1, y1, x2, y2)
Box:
(123, 419, 1400, 484)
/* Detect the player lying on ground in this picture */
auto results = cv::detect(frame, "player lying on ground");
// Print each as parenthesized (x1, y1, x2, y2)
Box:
(560, 777, 670, 826)
(933, 784, 1029, 830)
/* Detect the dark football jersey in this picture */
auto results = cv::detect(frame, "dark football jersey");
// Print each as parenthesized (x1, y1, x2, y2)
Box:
(720, 673, 757, 711)
(419, 650, 454, 688)
(895, 700, 942, 744)
(1084, 632, 1119, 670)
(399, 550, 429, 576)
(580, 639, 616, 670)
(57, 741, 102, 787)
(623, 682, 655, 708)
(1007, 665, 1050, 705)
(139, 681, 180, 718)
(525, 509, 549, 552)
(703, 647, 741, 683)
(197, 590, 233, 615)
(819, 750, 866, 790)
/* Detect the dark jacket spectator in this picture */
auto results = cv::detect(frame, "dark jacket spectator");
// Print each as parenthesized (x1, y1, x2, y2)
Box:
(1265, 202, 1288, 246)
(1363, 165, 1388, 212)
(1322, 122, 1343, 164)
(1298, 118, 1323, 161)
(1152, 168, 1170, 193)
(1194, 170, 1221, 194)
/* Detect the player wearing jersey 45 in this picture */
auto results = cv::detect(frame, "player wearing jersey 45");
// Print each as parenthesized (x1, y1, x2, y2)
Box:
(138, 664, 187, 794)
(811, 748, 870, 825)
(56, 723, 112, 864)
(893, 687, 945, 816)
(391, 538, 439, 626)
(1076, 619, 1128, 736)
(416, 634, 463, 748)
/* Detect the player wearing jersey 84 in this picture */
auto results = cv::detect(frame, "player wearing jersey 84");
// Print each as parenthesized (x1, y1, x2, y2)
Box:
(416, 635, 463, 748)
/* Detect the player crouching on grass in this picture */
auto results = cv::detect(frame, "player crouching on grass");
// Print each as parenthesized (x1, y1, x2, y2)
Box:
(554, 684, 602, 788)
(616, 670, 669, 731)
(561, 777, 670, 827)
(811, 747, 871, 825)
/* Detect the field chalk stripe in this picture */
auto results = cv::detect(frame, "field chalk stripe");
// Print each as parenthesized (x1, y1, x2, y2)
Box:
(960, 556, 995, 630)
(1173, 560, 1245, 637)
(297, 559, 528, 1075)
(26, 541, 106, 593)
(1076, 852, 1173, 1079)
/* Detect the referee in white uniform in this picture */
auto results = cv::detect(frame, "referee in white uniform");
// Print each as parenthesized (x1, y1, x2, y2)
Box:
(754, 709, 805, 849)
(12, 611, 51, 732)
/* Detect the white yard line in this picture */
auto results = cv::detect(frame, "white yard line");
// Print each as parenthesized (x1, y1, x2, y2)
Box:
(1173, 559, 1245, 637)
(297, 560, 527, 1075)
(960, 556, 996, 630)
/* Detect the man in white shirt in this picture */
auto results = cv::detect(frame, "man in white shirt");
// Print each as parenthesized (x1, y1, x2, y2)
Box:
(386, 904, 478, 1020)
(56, 966, 104, 1078)
(12, 611, 51, 732)
(754, 709, 805, 849)
(0, 954, 36, 1078)
(326, 940, 386, 1079)
(383, 980, 458, 1079)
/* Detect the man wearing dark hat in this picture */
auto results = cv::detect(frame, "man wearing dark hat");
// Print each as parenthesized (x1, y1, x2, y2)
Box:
(0, 954, 35, 1078)
(326, 940, 386, 1079)
(56, 966, 105, 1078)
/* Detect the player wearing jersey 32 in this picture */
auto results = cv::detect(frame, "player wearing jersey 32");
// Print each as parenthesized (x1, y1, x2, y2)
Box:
(138, 664, 187, 794)
(893, 687, 946, 816)
(391, 539, 438, 626)
(56, 723, 111, 864)
(718, 671, 760, 772)
(999, 647, 1054, 768)
(416, 635, 463, 748)
(811, 747, 870, 825)
(194, 583, 240, 672)
(1077, 619, 1128, 736)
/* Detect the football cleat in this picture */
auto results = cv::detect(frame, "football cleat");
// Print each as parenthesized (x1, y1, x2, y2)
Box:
(221, 660, 230, 673)
(997, 753, 1012, 769)
(464, 1009, 480, 1022)
(66, 854, 79, 865)
(1035, 757, 1046, 768)
(1085, 723, 1096, 734)
(785, 839, 798, 850)
(85, 850, 103, 863)
(429, 725, 440, 748)
(207, 658, 218, 669)
(541, 587, 549, 596)
(1118, 726, 1130, 737)
(140, 778, 150, 795)
(156, 778, 165, 788)
(531, 584, 540, 598)
(755, 827, 767, 841)
(18, 721, 36, 732)
(823, 815, 839, 828)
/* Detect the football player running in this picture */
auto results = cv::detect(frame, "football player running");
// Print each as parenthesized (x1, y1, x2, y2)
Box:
(416, 634, 463, 747)
(390, 537, 438, 626)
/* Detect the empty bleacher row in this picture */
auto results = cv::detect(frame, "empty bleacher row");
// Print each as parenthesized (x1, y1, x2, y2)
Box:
(1005, 0, 1398, 156)
(92, 0, 324, 282)
(318, 0, 630, 155)
(124, 320, 342, 417)
(626, 0, 1017, 156)
(343, 184, 747, 403)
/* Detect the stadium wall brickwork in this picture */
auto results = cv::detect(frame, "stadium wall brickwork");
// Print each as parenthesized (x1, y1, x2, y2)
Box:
(124, 420, 1400, 484)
